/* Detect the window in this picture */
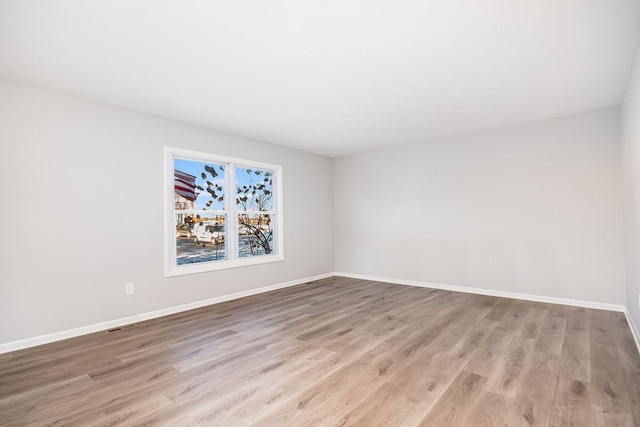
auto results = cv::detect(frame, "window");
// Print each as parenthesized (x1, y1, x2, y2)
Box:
(165, 147, 283, 276)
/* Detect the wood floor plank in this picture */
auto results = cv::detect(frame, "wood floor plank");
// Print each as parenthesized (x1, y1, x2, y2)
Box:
(333, 382, 426, 427)
(484, 298, 511, 321)
(611, 324, 640, 373)
(623, 369, 640, 426)
(417, 371, 487, 426)
(589, 309, 618, 347)
(483, 334, 537, 398)
(1, 276, 639, 426)
(560, 330, 590, 382)
(89, 394, 174, 427)
(503, 300, 534, 331)
(503, 351, 560, 426)
(449, 318, 499, 360)
(567, 306, 590, 333)
(549, 303, 570, 318)
(459, 390, 507, 427)
(226, 350, 352, 425)
(535, 330, 565, 357)
(542, 311, 568, 336)
(589, 410, 634, 427)
(388, 347, 469, 411)
(187, 344, 346, 424)
(549, 376, 592, 427)
(522, 307, 548, 340)
(589, 342, 631, 416)
(464, 323, 518, 377)
(247, 354, 386, 426)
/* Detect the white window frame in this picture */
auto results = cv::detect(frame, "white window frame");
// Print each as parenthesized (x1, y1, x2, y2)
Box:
(165, 146, 284, 277)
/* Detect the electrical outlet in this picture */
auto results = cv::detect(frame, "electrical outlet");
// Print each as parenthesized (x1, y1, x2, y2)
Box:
(125, 283, 134, 295)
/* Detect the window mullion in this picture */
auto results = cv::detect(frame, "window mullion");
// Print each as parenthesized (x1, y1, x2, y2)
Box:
(226, 163, 238, 261)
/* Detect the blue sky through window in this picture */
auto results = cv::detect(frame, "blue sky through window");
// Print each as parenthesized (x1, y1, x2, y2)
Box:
(174, 159, 273, 211)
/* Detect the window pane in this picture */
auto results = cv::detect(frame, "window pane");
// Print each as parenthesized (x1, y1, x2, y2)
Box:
(236, 167, 274, 211)
(168, 147, 283, 275)
(174, 158, 226, 211)
(238, 214, 275, 257)
(177, 214, 226, 264)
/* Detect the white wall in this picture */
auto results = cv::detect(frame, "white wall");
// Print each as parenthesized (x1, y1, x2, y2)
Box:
(622, 45, 640, 332)
(334, 109, 626, 305)
(1, 77, 633, 348)
(0, 80, 334, 345)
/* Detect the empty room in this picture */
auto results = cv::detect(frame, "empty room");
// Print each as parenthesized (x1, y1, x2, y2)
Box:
(2, 1, 640, 426)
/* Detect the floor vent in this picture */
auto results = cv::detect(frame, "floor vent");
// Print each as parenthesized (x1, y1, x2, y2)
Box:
(106, 324, 137, 333)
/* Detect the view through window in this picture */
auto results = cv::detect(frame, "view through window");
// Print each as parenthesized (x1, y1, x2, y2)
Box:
(166, 147, 283, 276)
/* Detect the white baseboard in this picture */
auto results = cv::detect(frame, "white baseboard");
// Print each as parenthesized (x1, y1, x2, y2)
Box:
(625, 310, 640, 357)
(0, 272, 334, 355)
(339, 271, 640, 356)
(4, 271, 637, 357)
(335, 271, 627, 312)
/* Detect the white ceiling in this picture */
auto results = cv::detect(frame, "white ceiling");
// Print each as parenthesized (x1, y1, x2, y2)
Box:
(1, 1, 640, 157)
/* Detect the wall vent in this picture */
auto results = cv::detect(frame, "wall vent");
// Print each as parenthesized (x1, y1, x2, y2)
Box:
(106, 324, 137, 333)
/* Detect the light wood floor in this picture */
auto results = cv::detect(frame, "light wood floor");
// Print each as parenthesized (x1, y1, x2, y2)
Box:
(1, 277, 640, 426)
